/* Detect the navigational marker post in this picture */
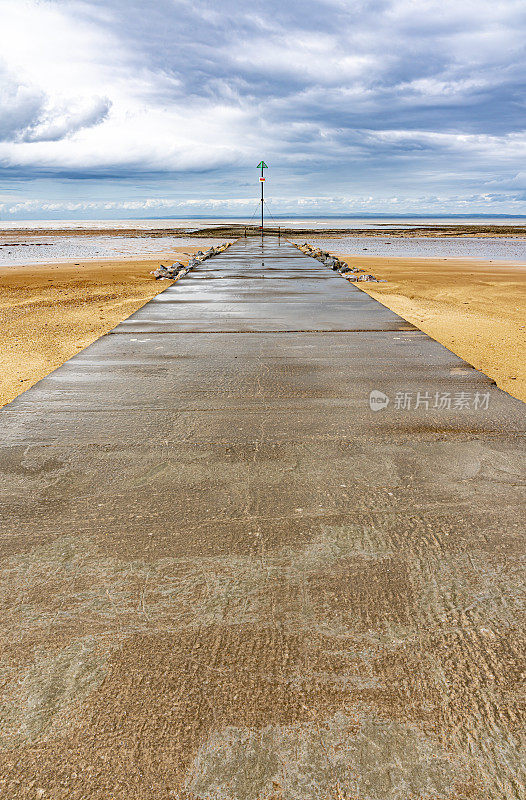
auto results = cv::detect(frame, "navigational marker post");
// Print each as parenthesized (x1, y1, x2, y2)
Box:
(257, 160, 268, 233)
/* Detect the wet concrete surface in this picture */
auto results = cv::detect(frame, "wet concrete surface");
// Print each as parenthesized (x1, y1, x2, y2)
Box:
(114, 238, 415, 333)
(0, 238, 525, 799)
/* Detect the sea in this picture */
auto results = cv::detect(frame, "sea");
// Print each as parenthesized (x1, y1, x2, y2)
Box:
(1, 217, 526, 266)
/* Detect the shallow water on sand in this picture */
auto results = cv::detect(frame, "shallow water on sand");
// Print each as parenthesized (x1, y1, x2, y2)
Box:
(294, 235, 526, 262)
(2, 229, 526, 266)
(0, 236, 220, 267)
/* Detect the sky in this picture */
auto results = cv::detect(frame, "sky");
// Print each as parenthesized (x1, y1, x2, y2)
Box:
(1, 0, 526, 219)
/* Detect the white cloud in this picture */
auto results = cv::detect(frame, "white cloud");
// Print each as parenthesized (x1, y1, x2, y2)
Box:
(223, 33, 381, 85)
(0, 0, 264, 171)
(0, 0, 525, 214)
(20, 96, 112, 142)
(369, 129, 526, 161)
(0, 65, 45, 141)
(3, 191, 526, 217)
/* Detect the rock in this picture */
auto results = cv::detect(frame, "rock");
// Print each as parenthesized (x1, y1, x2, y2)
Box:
(355, 274, 380, 282)
(152, 265, 174, 279)
(151, 257, 199, 280)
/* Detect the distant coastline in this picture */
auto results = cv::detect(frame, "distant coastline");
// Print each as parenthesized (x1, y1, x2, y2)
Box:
(3, 213, 526, 224)
(145, 213, 526, 221)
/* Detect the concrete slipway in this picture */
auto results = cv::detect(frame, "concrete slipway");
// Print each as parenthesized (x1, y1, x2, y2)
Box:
(0, 238, 524, 800)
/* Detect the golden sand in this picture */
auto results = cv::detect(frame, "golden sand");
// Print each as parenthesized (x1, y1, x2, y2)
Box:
(1, 248, 525, 408)
(0, 248, 199, 408)
(338, 254, 526, 402)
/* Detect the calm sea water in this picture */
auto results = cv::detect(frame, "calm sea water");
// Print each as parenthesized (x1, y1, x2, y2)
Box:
(1, 218, 525, 265)
(1, 216, 526, 231)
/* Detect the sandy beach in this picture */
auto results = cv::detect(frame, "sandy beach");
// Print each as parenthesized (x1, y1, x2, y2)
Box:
(1, 243, 525, 408)
(335, 254, 526, 403)
(0, 247, 206, 408)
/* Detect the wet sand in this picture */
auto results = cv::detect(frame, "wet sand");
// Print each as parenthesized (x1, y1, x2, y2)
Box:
(0, 248, 203, 408)
(3, 223, 526, 238)
(335, 255, 526, 402)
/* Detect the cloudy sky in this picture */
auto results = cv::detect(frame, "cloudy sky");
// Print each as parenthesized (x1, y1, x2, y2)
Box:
(1, 0, 525, 219)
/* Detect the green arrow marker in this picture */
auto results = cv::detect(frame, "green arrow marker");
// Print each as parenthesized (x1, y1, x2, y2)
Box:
(257, 161, 268, 169)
